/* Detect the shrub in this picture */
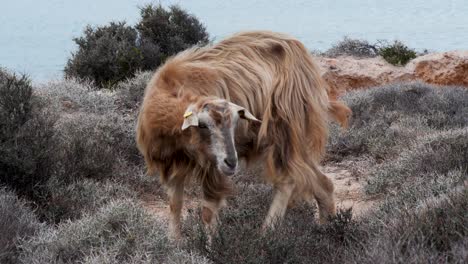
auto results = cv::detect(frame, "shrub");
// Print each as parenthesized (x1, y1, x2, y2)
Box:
(184, 183, 364, 263)
(326, 83, 468, 162)
(164, 250, 212, 264)
(37, 78, 116, 114)
(322, 38, 418, 65)
(40, 179, 135, 223)
(377, 40, 417, 66)
(360, 189, 468, 263)
(65, 5, 209, 88)
(0, 188, 42, 264)
(366, 129, 468, 195)
(323, 37, 378, 58)
(115, 71, 153, 109)
(53, 112, 139, 182)
(376, 169, 466, 217)
(0, 69, 33, 136)
(64, 22, 143, 88)
(136, 4, 209, 63)
(19, 199, 172, 264)
(0, 69, 57, 198)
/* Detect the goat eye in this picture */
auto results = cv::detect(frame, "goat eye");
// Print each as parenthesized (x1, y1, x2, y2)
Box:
(198, 123, 208, 129)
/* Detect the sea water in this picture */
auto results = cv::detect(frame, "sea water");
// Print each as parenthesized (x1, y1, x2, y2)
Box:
(1, 0, 467, 82)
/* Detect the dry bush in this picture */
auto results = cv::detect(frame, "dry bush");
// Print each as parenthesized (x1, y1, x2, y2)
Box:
(0, 188, 43, 264)
(40, 179, 135, 223)
(327, 83, 468, 162)
(323, 37, 378, 58)
(19, 199, 173, 264)
(183, 183, 364, 263)
(323, 38, 417, 66)
(52, 112, 139, 182)
(37, 78, 116, 114)
(115, 71, 153, 110)
(0, 69, 151, 224)
(164, 250, 213, 264)
(359, 189, 467, 263)
(366, 129, 468, 195)
(3, 65, 467, 263)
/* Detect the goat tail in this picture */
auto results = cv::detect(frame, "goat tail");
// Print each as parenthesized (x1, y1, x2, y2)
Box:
(257, 38, 330, 194)
(328, 99, 352, 128)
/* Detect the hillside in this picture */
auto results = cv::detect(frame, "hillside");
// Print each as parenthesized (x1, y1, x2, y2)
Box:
(1, 68, 467, 263)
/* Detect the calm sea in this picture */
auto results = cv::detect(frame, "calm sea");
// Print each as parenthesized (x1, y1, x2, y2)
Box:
(1, 0, 467, 82)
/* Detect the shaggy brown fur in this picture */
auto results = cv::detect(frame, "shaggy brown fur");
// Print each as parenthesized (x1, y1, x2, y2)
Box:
(136, 31, 351, 238)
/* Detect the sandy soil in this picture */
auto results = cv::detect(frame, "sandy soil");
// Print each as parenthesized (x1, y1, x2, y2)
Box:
(142, 164, 376, 222)
(323, 165, 376, 217)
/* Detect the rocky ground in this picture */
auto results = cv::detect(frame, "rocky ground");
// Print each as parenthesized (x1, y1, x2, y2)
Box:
(318, 50, 468, 96)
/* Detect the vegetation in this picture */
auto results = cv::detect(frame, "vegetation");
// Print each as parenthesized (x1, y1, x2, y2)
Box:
(0, 188, 42, 264)
(378, 40, 418, 65)
(64, 22, 143, 88)
(1, 64, 466, 263)
(323, 37, 378, 58)
(136, 5, 209, 64)
(65, 5, 209, 88)
(323, 37, 418, 65)
(19, 199, 172, 264)
(326, 82, 468, 162)
(2, 0, 465, 259)
(0, 69, 57, 200)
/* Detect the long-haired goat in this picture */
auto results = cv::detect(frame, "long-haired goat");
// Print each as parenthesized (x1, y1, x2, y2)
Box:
(136, 31, 351, 239)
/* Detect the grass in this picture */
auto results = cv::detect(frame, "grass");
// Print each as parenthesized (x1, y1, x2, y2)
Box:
(0, 65, 466, 263)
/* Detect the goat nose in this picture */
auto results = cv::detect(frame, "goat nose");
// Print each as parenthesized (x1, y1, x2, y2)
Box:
(224, 158, 237, 169)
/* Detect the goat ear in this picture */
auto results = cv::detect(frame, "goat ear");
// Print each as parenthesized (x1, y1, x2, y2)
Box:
(181, 107, 199, 131)
(182, 113, 198, 130)
(229, 103, 261, 122)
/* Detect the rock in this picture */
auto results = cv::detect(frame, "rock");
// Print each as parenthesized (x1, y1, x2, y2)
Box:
(317, 56, 414, 95)
(317, 51, 468, 95)
(407, 51, 468, 86)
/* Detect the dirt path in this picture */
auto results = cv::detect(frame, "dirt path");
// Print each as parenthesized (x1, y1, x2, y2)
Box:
(142, 164, 376, 221)
(323, 165, 376, 217)
(141, 193, 198, 223)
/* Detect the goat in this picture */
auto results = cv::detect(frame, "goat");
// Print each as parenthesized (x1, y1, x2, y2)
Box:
(136, 31, 351, 239)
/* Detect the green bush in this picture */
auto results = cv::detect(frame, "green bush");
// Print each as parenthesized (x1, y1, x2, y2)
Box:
(323, 38, 418, 65)
(64, 22, 144, 88)
(0, 69, 33, 135)
(65, 5, 209, 88)
(136, 4, 209, 63)
(378, 40, 417, 66)
(0, 188, 43, 264)
(0, 69, 57, 199)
